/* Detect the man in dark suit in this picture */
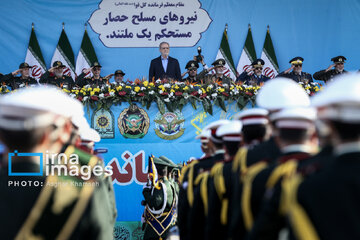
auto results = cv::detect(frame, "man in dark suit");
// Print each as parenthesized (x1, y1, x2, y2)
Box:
(149, 42, 181, 81)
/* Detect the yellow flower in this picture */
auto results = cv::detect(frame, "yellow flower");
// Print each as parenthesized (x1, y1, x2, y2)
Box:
(110, 89, 115, 93)
(94, 88, 101, 92)
(230, 86, 234, 90)
(134, 86, 140, 92)
(201, 88, 206, 93)
(194, 84, 201, 87)
(116, 86, 122, 91)
(125, 86, 132, 89)
(183, 86, 189, 91)
(218, 88, 225, 93)
(62, 89, 70, 93)
(170, 89, 175, 93)
(206, 86, 212, 92)
(174, 85, 180, 89)
(143, 81, 149, 87)
(90, 91, 95, 96)
(149, 82, 155, 87)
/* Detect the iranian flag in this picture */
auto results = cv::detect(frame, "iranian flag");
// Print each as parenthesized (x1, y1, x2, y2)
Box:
(51, 25, 76, 80)
(214, 25, 237, 80)
(260, 26, 280, 79)
(76, 26, 98, 78)
(25, 24, 46, 81)
(236, 25, 256, 75)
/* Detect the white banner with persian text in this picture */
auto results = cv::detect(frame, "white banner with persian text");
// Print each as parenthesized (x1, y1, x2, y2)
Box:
(88, 0, 212, 47)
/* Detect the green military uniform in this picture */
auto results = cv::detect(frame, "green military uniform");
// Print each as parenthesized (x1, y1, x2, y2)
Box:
(76, 62, 108, 87)
(142, 157, 176, 240)
(210, 58, 233, 85)
(39, 61, 74, 88)
(2, 63, 38, 90)
(182, 60, 209, 84)
(159, 155, 180, 196)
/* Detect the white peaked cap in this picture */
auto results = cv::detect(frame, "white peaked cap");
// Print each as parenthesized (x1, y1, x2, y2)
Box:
(72, 115, 90, 131)
(256, 77, 310, 110)
(311, 73, 360, 123)
(216, 120, 242, 142)
(203, 119, 231, 131)
(195, 129, 211, 139)
(0, 86, 84, 130)
(80, 127, 101, 142)
(234, 108, 269, 125)
(272, 107, 316, 129)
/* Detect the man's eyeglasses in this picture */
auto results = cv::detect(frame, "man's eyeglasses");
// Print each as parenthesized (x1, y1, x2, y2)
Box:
(189, 69, 197, 72)
(255, 67, 263, 71)
(293, 64, 302, 67)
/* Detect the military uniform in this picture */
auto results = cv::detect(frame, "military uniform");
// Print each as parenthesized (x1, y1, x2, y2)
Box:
(210, 58, 233, 85)
(236, 59, 270, 85)
(283, 74, 360, 240)
(0, 86, 113, 240)
(76, 62, 108, 87)
(142, 157, 176, 240)
(2, 63, 38, 90)
(313, 56, 348, 82)
(278, 57, 313, 83)
(39, 61, 74, 88)
(182, 60, 209, 84)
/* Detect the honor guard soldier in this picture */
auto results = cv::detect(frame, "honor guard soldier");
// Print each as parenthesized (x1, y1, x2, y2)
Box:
(205, 120, 243, 240)
(182, 60, 211, 84)
(0, 86, 114, 239)
(2, 62, 38, 90)
(280, 73, 360, 240)
(228, 78, 311, 239)
(279, 57, 313, 84)
(236, 59, 270, 85)
(210, 59, 233, 85)
(39, 61, 74, 88)
(142, 157, 177, 240)
(77, 62, 109, 87)
(313, 55, 347, 83)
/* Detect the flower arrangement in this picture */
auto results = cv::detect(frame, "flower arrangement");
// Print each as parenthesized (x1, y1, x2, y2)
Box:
(0, 79, 321, 115)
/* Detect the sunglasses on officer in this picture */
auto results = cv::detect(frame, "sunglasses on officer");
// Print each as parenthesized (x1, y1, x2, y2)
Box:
(293, 64, 302, 67)
(255, 67, 263, 71)
(189, 68, 197, 72)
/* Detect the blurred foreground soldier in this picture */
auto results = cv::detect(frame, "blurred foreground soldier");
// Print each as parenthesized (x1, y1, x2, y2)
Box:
(159, 155, 180, 196)
(283, 73, 360, 240)
(195, 129, 213, 159)
(241, 107, 317, 239)
(178, 120, 229, 240)
(228, 78, 311, 239)
(236, 59, 270, 85)
(313, 56, 347, 82)
(143, 157, 176, 240)
(39, 61, 74, 88)
(205, 121, 242, 240)
(235, 108, 271, 148)
(211, 59, 232, 84)
(2, 62, 38, 89)
(0, 86, 113, 239)
(279, 57, 313, 84)
(77, 62, 109, 87)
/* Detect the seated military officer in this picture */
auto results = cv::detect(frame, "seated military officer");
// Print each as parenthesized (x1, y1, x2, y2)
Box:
(2, 62, 38, 90)
(313, 55, 347, 82)
(77, 62, 109, 87)
(236, 59, 270, 85)
(39, 61, 74, 88)
(210, 58, 233, 85)
(278, 57, 313, 84)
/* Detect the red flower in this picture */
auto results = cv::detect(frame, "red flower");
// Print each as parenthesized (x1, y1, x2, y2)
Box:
(104, 93, 110, 97)
(200, 93, 207, 98)
(221, 92, 229, 97)
(310, 92, 315, 96)
(77, 96, 83, 101)
(245, 92, 253, 96)
(161, 92, 169, 96)
(191, 91, 198, 96)
(175, 91, 183, 96)
(118, 91, 127, 96)
(138, 92, 145, 97)
(91, 96, 99, 101)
